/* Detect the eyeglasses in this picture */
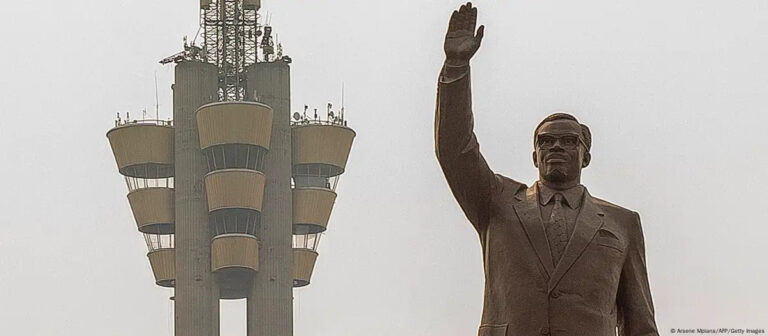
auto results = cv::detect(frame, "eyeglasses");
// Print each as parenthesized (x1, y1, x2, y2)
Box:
(536, 134, 586, 150)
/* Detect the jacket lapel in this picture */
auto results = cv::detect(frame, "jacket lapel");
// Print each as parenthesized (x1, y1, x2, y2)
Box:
(547, 191, 605, 292)
(512, 185, 554, 278)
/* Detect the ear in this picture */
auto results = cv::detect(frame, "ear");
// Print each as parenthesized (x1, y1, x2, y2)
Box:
(532, 151, 539, 168)
(582, 152, 591, 168)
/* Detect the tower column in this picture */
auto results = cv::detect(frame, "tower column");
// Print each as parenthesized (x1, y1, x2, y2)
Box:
(246, 60, 293, 336)
(173, 61, 220, 336)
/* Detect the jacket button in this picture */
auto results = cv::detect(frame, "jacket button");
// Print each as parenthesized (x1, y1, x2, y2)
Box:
(540, 326, 550, 335)
(550, 291, 561, 298)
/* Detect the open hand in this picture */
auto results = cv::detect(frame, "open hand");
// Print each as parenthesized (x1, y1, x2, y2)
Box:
(444, 2, 485, 65)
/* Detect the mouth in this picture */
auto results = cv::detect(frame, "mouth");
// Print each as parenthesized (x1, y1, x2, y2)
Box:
(545, 155, 569, 163)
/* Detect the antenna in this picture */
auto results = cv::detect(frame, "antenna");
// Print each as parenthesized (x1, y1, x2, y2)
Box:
(201, 0, 259, 101)
(341, 82, 345, 121)
(154, 71, 160, 120)
(191, 25, 202, 47)
(261, 25, 275, 61)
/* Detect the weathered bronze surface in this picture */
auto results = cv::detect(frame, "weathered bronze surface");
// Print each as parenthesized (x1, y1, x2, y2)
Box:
(435, 3, 659, 335)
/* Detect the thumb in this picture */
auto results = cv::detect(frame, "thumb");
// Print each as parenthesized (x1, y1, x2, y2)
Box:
(475, 25, 485, 42)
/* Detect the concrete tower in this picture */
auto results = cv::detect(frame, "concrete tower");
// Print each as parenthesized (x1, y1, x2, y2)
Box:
(107, 1, 355, 335)
(173, 60, 220, 336)
(246, 58, 294, 336)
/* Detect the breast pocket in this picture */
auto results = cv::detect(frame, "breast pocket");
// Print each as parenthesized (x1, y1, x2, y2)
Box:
(593, 228, 626, 253)
(478, 324, 507, 336)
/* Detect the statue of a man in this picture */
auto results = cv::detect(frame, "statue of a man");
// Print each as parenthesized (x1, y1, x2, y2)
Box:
(435, 3, 659, 336)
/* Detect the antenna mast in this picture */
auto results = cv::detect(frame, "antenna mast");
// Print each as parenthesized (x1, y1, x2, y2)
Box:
(154, 71, 160, 120)
(201, 0, 261, 101)
(341, 82, 345, 120)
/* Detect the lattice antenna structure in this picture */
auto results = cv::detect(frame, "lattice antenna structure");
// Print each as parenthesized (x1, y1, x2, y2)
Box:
(201, 0, 261, 101)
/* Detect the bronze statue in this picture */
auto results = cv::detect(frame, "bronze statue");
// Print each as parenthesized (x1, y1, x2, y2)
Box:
(435, 3, 659, 336)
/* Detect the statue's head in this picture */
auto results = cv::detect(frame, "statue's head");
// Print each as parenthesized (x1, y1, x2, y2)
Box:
(532, 113, 591, 189)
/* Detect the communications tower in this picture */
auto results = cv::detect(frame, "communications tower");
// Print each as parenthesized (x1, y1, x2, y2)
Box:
(106, 1, 356, 335)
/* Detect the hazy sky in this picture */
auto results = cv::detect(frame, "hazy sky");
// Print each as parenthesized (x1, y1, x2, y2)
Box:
(1, 0, 767, 335)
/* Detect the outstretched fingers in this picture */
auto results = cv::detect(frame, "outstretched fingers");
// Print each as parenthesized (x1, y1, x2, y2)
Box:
(469, 6, 477, 32)
(455, 2, 479, 35)
(456, 4, 467, 30)
(448, 10, 459, 32)
(444, 2, 483, 60)
(448, 2, 480, 36)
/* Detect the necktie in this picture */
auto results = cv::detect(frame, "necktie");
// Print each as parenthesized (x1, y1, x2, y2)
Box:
(547, 193, 569, 267)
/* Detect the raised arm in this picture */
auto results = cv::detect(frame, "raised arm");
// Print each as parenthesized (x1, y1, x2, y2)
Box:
(435, 3, 506, 231)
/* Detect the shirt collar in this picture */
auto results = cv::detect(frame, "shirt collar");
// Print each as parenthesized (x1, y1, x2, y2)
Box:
(537, 182, 585, 209)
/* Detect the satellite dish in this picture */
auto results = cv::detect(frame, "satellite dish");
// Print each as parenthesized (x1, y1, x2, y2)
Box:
(293, 112, 301, 121)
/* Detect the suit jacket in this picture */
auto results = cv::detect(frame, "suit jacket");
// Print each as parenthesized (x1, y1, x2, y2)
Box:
(435, 63, 659, 336)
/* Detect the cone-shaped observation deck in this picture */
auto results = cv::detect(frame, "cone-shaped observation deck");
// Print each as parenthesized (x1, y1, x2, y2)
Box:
(107, 119, 176, 287)
(197, 101, 273, 299)
(290, 116, 355, 287)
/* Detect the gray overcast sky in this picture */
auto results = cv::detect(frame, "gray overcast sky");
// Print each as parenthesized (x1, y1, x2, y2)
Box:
(1, 0, 767, 335)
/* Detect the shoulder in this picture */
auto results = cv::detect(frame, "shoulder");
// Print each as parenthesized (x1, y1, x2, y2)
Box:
(589, 194, 644, 238)
(591, 196, 637, 219)
(493, 174, 528, 200)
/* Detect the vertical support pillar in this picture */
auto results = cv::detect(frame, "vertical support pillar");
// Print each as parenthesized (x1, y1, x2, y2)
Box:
(245, 60, 293, 336)
(173, 61, 220, 336)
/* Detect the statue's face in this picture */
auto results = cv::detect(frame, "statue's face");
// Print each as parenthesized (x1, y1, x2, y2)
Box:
(533, 119, 590, 186)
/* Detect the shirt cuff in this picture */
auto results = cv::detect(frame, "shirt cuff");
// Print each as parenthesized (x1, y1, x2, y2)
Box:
(439, 61, 470, 84)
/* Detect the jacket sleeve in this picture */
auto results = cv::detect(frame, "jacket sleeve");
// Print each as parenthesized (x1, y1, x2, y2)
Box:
(617, 212, 659, 336)
(434, 62, 516, 232)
